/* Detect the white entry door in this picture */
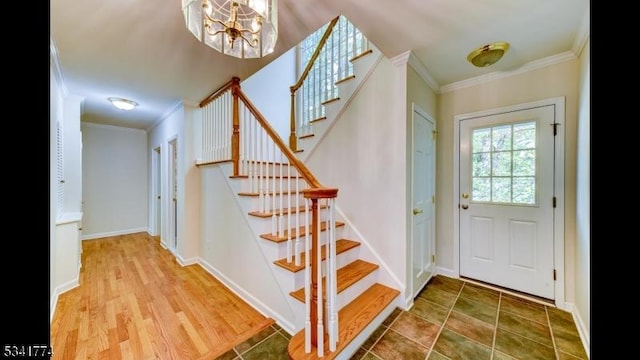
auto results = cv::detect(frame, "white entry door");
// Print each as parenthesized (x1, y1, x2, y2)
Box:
(459, 104, 557, 300)
(412, 106, 436, 298)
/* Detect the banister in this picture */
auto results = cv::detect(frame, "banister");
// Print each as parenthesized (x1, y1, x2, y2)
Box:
(237, 90, 330, 191)
(290, 16, 340, 93)
(199, 77, 239, 108)
(289, 15, 340, 150)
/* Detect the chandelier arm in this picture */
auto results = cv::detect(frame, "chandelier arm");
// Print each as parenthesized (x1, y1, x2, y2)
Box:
(238, 33, 259, 47)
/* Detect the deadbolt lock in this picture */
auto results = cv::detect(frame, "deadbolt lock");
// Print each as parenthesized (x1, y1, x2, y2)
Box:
(462, 193, 469, 199)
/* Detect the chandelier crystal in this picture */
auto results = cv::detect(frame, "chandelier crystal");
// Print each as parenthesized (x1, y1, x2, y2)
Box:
(182, 0, 278, 59)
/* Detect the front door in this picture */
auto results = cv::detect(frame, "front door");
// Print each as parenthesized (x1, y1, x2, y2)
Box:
(459, 104, 557, 300)
(412, 106, 436, 298)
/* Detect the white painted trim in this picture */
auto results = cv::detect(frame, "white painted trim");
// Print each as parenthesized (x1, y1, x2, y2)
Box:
(436, 266, 457, 278)
(81, 121, 147, 133)
(572, 6, 590, 58)
(81, 227, 149, 240)
(197, 257, 297, 335)
(334, 206, 405, 293)
(452, 97, 566, 307)
(50, 35, 68, 98)
(440, 52, 577, 94)
(570, 303, 590, 358)
(50, 278, 80, 323)
(175, 253, 198, 266)
(56, 211, 82, 225)
(408, 52, 440, 93)
(390, 50, 411, 67)
(146, 100, 184, 133)
(301, 50, 384, 162)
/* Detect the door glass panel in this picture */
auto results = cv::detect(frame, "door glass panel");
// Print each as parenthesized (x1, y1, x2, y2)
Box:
(471, 121, 537, 205)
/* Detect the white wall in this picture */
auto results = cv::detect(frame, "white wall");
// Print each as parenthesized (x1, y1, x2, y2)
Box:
(199, 164, 296, 331)
(147, 103, 201, 262)
(50, 58, 83, 320)
(305, 57, 408, 296)
(438, 59, 580, 305)
(81, 123, 148, 239)
(241, 47, 296, 141)
(574, 38, 590, 344)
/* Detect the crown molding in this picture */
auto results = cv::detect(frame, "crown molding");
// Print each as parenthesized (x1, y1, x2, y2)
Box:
(390, 51, 411, 67)
(572, 6, 590, 58)
(146, 100, 184, 132)
(390, 51, 440, 93)
(439, 51, 577, 94)
(82, 121, 147, 134)
(50, 35, 68, 98)
(408, 52, 440, 93)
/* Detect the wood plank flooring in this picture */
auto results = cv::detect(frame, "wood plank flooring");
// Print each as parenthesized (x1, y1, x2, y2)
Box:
(50, 232, 274, 360)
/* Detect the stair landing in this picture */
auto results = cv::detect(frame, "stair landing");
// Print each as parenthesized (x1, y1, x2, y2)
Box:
(287, 283, 399, 360)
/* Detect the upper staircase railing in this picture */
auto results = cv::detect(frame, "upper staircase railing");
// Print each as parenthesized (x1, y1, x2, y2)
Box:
(289, 15, 369, 151)
(198, 77, 339, 356)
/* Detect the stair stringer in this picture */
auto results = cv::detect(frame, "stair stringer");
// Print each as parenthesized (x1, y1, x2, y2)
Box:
(214, 162, 307, 334)
(332, 205, 406, 301)
(297, 43, 385, 161)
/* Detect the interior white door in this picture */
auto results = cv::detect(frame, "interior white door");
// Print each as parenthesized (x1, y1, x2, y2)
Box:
(412, 107, 436, 298)
(154, 147, 161, 238)
(459, 105, 556, 300)
(168, 139, 178, 251)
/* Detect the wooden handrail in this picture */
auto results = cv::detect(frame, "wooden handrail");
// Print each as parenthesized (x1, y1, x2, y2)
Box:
(237, 90, 329, 190)
(289, 16, 340, 150)
(199, 77, 239, 108)
(290, 16, 340, 93)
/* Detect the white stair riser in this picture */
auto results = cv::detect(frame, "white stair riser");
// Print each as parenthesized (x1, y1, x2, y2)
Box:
(290, 246, 360, 289)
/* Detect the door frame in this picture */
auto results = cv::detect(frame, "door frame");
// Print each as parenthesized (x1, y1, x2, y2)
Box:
(410, 103, 436, 299)
(152, 145, 162, 237)
(452, 97, 566, 308)
(167, 136, 178, 253)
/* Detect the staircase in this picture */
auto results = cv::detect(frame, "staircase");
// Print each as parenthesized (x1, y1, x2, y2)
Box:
(195, 16, 400, 359)
(232, 163, 399, 359)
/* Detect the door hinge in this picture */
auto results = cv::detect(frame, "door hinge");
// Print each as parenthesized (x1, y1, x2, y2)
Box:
(552, 196, 556, 208)
(432, 254, 435, 263)
(551, 123, 560, 136)
(553, 269, 556, 281)
(432, 130, 438, 140)
(431, 195, 435, 203)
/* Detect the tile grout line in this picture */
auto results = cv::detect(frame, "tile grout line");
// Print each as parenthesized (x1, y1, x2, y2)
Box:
(423, 281, 465, 359)
(545, 305, 560, 360)
(490, 292, 502, 359)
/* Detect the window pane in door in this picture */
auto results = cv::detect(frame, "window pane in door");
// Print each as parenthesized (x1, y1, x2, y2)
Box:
(471, 121, 537, 205)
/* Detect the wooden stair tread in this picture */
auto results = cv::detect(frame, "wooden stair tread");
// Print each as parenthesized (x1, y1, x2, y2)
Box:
(273, 239, 360, 273)
(287, 283, 400, 360)
(230, 174, 303, 179)
(249, 204, 327, 218)
(260, 222, 345, 243)
(238, 190, 301, 197)
(289, 260, 378, 302)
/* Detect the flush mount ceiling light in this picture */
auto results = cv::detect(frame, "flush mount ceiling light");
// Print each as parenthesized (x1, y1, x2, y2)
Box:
(467, 42, 510, 67)
(108, 97, 138, 111)
(182, 0, 278, 59)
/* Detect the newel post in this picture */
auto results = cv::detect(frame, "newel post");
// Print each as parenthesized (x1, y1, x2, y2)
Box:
(289, 86, 298, 152)
(302, 187, 338, 351)
(231, 76, 241, 176)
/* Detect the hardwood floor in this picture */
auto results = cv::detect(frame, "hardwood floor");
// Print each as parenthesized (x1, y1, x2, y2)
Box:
(50, 232, 274, 360)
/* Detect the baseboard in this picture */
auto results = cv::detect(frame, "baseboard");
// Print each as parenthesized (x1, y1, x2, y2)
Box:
(568, 302, 590, 358)
(197, 257, 297, 335)
(50, 278, 80, 323)
(176, 253, 198, 266)
(436, 266, 457, 278)
(81, 227, 149, 240)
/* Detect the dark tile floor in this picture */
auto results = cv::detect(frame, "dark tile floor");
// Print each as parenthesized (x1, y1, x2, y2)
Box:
(216, 275, 589, 360)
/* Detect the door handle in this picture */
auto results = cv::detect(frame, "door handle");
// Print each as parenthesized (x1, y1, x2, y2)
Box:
(461, 204, 468, 210)
(413, 208, 423, 215)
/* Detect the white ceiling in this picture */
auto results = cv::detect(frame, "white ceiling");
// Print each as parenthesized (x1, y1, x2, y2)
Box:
(50, 0, 590, 130)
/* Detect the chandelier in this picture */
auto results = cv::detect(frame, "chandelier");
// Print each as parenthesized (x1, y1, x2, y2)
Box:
(182, 0, 278, 59)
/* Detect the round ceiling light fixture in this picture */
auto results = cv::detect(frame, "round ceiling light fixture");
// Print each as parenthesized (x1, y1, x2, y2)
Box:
(108, 97, 138, 111)
(467, 42, 510, 67)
